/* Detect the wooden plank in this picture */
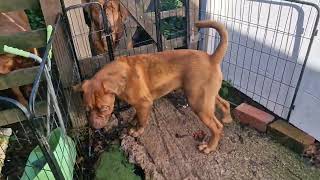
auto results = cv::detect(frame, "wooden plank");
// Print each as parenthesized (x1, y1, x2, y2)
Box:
(0, 66, 40, 90)
(120, 0, 157, 42)
(64, 0, 92, 59)
(0, 0, 40, 12)
(160, 7, 185, 19)
(189, 0, 199, 49)
(142, 0, 151, 11)
(0, 101, 46, 126)
(40, 0, 87, 128)
(0, 29, 47, 54)
(146, 7, 185, 19)
(79, 54, 110, 78)
(163, 37, 185, 50)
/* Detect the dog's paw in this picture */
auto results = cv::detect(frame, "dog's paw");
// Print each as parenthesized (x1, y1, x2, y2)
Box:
(198, 143, 216, 154)
(222, 114, 233, 124)
(128, 128, 144, 137)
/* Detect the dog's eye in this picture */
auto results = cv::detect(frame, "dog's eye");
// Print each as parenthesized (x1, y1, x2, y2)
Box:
(85, 107, 90, 112)
(100, 106, 110, 112)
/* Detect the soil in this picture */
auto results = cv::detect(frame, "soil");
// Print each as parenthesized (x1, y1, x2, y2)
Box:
(3, 90, 319, 179)
(2, 123, 38, 179)
(118, 96, 320, 180)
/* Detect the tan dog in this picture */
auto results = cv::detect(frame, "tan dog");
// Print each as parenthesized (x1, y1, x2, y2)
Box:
(0, 11, 38, 105)
(74, 20, 231, 154)
(83, 0, 131, 54)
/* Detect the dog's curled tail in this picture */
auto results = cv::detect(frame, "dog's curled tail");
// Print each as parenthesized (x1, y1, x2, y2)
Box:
(195, 20, 228, 65)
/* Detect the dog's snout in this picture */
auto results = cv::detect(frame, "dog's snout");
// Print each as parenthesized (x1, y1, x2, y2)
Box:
(89, 111, 110, 129)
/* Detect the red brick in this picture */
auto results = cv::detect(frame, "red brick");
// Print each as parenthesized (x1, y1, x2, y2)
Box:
(233, 103, 274, 132)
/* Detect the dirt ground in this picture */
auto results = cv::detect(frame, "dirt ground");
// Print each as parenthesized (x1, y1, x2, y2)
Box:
(119, 98, 320, 180)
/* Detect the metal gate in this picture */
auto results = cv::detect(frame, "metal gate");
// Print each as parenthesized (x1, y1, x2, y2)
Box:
(63, 0, 319, 122)
(200, 0, 319, 120)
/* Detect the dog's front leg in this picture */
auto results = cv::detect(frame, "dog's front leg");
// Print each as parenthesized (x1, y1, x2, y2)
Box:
(129, 102, 152, 137)
(11, 86, 28, 106)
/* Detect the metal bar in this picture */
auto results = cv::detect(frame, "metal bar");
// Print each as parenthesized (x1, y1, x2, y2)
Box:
(287, 0, 320, 120)
(185, 0, 190, 48)
(154, 0, 163, 51)
(101, 5, 115, 61)
(61, 11, 85, 81)
(0, 97, 65, 180)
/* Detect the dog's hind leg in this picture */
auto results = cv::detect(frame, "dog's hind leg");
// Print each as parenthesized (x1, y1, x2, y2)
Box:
(186, 88, 223, 154)
(216, 95, 232, 124)
(129, 101, 152, 137)
(197, 112, 223, 154)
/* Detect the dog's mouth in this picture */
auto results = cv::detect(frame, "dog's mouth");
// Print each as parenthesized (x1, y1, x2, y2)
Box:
(89, 113, 111, 129)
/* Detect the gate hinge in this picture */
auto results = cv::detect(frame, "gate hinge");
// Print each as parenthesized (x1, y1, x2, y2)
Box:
(314, 29, 318, 36)
(291, 105, 295, 110)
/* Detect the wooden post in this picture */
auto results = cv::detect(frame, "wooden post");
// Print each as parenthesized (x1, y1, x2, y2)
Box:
(63, 0, 92, 60)
(189, 0, 199, 49)
(39, 0, 87, 128)
(120, 0, 157, 42)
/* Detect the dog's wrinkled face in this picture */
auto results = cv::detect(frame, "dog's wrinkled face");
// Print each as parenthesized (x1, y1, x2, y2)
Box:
(74, 80, 115, 129)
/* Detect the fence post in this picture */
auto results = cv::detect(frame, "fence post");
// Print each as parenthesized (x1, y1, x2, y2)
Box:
(39, 0, 88, 128)
(63, 0, 92, 60)
(189, 0, 199, 49)
(154, 0, 163, 52)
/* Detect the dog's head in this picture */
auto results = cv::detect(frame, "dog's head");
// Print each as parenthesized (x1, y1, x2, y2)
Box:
(73, 79, 117, 129)
(89, 0, 129, 53)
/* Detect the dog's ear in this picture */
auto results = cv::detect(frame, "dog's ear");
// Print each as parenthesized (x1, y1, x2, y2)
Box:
(102, 75, 127, 95)
(119, 4, 129, 22)
(72, 83, 83, 92)
(102, 80, 118, 94)
(72, 80, 89, 92)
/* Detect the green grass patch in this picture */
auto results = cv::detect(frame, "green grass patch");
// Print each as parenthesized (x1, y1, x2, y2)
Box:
(95, 145, 141, 180)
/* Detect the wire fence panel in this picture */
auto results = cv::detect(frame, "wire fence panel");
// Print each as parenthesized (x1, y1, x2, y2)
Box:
(0, 15, 84, 179)
(198, 0, 319, 119)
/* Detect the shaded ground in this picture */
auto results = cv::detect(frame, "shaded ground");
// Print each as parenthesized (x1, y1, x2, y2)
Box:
(119, 98, 320, 180)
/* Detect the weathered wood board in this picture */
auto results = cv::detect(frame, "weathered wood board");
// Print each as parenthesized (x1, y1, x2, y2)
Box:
(0, 66, 40, 91)
(0, 101, 47, 126)
(64, 0, 92, 59)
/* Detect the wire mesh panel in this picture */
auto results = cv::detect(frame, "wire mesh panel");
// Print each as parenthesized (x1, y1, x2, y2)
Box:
(198, 0, 319, 119)
(64, 0, 191, 79)
(0, 16, 83, 179)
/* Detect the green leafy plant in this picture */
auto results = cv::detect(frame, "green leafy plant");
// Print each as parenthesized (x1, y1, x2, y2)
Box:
(160, 16, 186, 39)
(25, 9, 46, 30)
(219, 80, 233, 99)
(160, 0, 183, 11)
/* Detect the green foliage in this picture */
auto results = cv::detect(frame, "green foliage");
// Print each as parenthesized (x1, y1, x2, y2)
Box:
(95, 145, 141, 180)
(219, 80, 233, 99)
(160, 0, 183, 11)
(25, 9, 45, 30)
(160, 17, 186, 39)
(159, 0, 186, 40)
